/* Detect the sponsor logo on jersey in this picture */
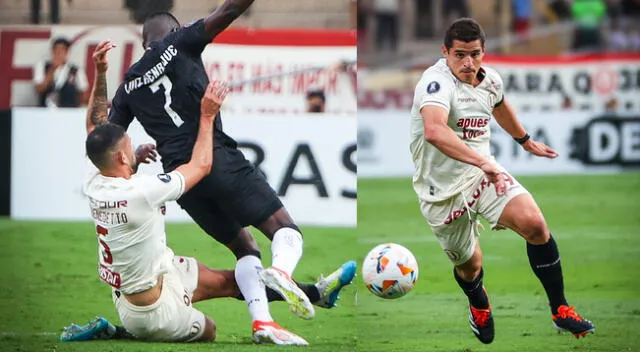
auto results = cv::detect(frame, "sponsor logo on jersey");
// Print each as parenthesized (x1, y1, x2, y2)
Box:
(443, 173, 515, 225)
(89, 198, 128, 209)
(456, 118, 490, 129)
(99, 264, 121, 288)
(157, 173, 172, 183)
(426, 81, 440, 94)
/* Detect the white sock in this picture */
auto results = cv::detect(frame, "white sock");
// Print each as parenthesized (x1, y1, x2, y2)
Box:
(235, 255, 272, 323)
(271, 227, 303, 278)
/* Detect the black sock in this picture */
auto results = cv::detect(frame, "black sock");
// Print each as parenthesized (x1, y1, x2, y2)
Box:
(235, 282, 321, 303)
(294, 282, 320, 303)
(454, 267, 489, 309)
(527, 235, 568, 315)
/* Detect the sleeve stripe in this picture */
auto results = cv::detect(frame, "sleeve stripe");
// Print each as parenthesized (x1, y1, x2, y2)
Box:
(420, 101, 450, 111)
(172, 171, 186, 196)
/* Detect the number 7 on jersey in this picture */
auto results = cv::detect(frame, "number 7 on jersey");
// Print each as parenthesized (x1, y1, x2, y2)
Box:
(150, 75, 185, 127)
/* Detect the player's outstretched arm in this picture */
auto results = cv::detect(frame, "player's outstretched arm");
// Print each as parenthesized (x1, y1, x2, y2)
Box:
(203, 0, 255, 39)
(86, 40, 116, 135)
(493, 99, 558, 158)
(492, 98, 527, 142)
(175, 81, 229, 192)
(422, 106, 506, 195)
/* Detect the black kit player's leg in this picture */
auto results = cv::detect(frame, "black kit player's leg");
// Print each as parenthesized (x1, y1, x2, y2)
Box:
(254, 207, 298, 240)
(176, 177, 275, 324)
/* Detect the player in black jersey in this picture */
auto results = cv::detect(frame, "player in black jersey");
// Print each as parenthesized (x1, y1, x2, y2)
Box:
(105, 0, 353, 345)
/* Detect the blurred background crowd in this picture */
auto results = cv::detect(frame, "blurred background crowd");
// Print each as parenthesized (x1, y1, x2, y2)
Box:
(358, 0, 640, 64)
(357, 0, 640, 115)
(0, 0, 357, 110)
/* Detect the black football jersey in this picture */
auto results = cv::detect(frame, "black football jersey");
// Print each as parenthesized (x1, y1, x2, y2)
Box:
(109, 19, 236, 172)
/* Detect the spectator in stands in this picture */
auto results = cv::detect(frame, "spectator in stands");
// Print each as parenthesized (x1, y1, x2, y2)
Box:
(607, 17, 632, 51)
(351, 0, 358, 30)
(357, 0, 370, 51)
(374, 0, 400, 52)
(306, 89, 326, 113)
(547, 0, 572, 21)
(512, 0, 532, 40)
(444, 0, 470, 23)
(126, 0, 174, 24)
(622, 0, 640, 16)
(31, 0, 60, 24)
(571, 0, 607, 51)
(33, 37, 89, 108)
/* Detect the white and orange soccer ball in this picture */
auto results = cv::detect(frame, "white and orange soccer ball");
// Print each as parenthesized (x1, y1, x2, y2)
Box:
(362, 243, 419, 299)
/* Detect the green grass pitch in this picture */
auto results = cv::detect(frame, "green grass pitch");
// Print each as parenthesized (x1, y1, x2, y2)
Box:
(357, 173, 640, 352)
(0, 222, 357, 351)
(0, 173, 638, 351)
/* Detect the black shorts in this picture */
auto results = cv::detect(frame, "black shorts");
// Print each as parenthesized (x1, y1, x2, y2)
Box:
(176, 146, 283, 244)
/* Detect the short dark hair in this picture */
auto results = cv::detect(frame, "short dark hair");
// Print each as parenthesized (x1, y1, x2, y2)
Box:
(86, 124, 126, 169)
(306, 89, 326, 103)
(142, 11, 180, 47)
(51, 37, 71, 49)
(444, 18, 486, 50)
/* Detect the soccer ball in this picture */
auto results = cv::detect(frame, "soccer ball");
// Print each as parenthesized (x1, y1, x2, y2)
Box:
(362, 243, 419, 299)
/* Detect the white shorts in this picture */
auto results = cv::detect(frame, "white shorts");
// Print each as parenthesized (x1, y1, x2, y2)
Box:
(420, 169, 529, 266)
(113, 256, 206, 342)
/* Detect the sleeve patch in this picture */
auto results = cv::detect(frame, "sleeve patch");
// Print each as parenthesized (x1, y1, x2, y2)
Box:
(426, 81, 441, 94)
(157, 174, 172, 183)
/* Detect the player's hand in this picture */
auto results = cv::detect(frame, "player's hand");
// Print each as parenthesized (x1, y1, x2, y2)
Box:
(92, 40, 116, 73)
(522, 139, 558, 159)
(201, 80, 229, 120)
(135, 144, 158, 164)
(479, 161, 507, 196)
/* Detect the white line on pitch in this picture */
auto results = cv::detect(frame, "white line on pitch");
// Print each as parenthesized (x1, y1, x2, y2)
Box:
(357, 232, 638, 244)
(0, 332, 58, 337)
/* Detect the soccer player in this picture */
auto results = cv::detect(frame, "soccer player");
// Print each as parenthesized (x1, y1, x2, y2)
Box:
(410, 18, 595, 344)
(77, 41, 355, 345)
(104, 1, 324, 336)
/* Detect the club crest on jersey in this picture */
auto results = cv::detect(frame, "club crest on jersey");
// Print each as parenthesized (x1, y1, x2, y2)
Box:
(157, 173, 172, 183)
(426, 81, 440, 94)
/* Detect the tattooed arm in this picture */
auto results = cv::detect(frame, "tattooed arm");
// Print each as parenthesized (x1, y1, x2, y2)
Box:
(86, 40, 116, 134)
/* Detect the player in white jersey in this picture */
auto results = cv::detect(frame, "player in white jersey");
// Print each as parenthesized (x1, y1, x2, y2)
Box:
(410, 18, 595, 343)
(65, 41, 357, 345)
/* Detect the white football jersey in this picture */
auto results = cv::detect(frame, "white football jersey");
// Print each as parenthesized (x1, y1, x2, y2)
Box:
(83, 163, 186, 294)
(410, 58, 504, 202)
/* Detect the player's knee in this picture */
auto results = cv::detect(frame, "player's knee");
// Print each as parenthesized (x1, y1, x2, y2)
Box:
(455, 251, 483, 281)
(519, 212, 549, 244)
(456, 261, 482, 281)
